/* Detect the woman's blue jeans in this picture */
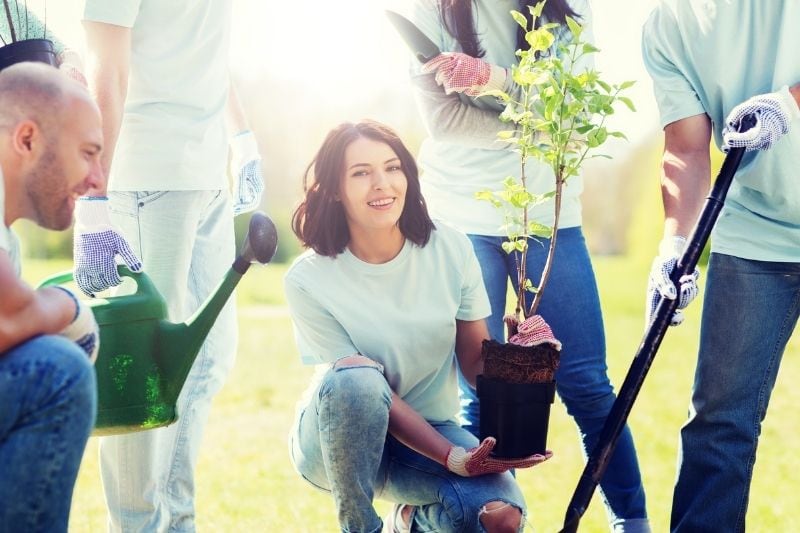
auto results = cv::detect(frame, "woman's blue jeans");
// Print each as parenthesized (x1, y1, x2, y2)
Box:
(290, 365, 527, 532)
(465, 228, 648, 530)
(671, 253, 800, 532)
(0, 335, 97, 532)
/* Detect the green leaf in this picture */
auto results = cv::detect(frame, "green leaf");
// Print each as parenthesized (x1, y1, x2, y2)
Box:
(501, 241, 517, 254)
(474, 190, 494, 202)
(608, 131, 628, 140)
(565, 16, 582, 39)
(582, 43, 600, 54)
(480, 89, 511, 102)
(510, 10, 528, 30)
(530, 2, 545, 18)
(497, 130, 516, 140)
(514, 239, 527, 252)
(619, 80, 636, 90)
(528, 221, 553, 238)
(618, 96, 636, 112)
(525, 28, 555, 53)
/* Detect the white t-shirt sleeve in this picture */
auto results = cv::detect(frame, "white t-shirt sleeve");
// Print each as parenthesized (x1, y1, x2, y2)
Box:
(284, 273, 359, 365)
(83, 0, 141, 27)
(455, 235, 491, 321)
(641, 8, 706, 128)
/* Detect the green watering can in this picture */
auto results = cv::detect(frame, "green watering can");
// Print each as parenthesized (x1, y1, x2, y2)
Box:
(39, 212, 278, 436)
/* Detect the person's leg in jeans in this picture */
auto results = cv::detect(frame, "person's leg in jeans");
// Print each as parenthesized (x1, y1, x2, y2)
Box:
(517, 228, 648, 532)
(100, 190, 237, 532)
(0, 335, 97, 532)
(462, 235, 509, 437)
(291, 363, 393, 533)
(671, 254, 800, 533)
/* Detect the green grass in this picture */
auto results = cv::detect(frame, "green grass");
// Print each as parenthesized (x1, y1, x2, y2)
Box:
(19, 245, 800, 531)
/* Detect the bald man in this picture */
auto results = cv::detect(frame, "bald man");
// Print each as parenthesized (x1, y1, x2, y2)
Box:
(0, 62, 103, 532)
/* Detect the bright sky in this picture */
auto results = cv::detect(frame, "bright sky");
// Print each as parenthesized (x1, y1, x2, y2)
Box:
(41, 0, 661, 152)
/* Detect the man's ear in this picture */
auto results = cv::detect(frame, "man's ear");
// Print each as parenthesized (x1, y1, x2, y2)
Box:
(11, 120, 40, 159)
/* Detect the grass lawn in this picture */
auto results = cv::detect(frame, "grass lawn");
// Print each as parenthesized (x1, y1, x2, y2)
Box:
(20, 253, 800, 532)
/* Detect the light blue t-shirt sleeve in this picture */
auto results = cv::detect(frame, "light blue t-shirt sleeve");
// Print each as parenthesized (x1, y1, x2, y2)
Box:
(83, 0, 141, 27)
(641, 8, 706, 128)
(455, 235, 491, 321)
(284, 273, 359, 365)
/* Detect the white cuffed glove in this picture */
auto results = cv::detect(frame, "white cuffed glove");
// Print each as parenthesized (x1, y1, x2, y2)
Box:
(54, 286, 100, 364)
(445, 437, 552, 477)
(645, 236, 700, 327)
(73, 197, 142, 297)
(229, 131, 265, 216)
(722, 85, 799, 152)
(422, 53, 507, 97)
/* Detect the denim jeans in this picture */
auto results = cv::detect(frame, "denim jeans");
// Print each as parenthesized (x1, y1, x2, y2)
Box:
(465, 228, 648, 531)
(290, 365, 527, 533)
(101, 190, 237, 532)
(672, 253, 800, 532)
(0, 335, 97, 533)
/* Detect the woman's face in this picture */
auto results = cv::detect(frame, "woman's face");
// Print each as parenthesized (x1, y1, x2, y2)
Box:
(338, 136, 408, 233)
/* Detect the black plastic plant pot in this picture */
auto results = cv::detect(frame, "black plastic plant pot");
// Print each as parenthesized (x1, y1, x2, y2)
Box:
(477, 375, 556, 458)
(0, 39, 57, 72)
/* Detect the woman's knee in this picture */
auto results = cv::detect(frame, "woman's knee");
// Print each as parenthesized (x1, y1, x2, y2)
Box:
(320, 355, 391, 408)
(479, 501, 524, 533)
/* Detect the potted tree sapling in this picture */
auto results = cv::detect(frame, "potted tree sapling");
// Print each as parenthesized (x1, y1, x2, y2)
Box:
(475, 1, 635, 458)
(0, 1, 57, 71)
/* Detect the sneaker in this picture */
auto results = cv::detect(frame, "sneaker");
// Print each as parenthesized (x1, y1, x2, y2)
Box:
(382, 504, 412, 533)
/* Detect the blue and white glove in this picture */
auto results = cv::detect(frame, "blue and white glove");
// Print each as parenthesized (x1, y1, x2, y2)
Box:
(230, 131, 265, 216)
(722, 85, 799, 152)
(73, 197, 142, 297)
(54, 286, 100, 364)
(645, 236, 700, 327)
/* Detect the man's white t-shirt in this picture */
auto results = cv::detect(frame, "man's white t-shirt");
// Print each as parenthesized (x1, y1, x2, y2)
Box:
(284, 223, 491, 424)
(83, 0, 231, 192)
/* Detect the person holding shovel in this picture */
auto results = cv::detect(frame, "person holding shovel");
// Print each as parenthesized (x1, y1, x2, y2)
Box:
(77, 1, 264, 529)
(641, 1, 800, 530)
(0, 62, 101, 532)
(285, 120, 552, 532)
(404, 0, 650, 531)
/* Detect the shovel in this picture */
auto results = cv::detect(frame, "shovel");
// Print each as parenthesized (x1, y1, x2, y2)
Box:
(560, 113, 757, 532)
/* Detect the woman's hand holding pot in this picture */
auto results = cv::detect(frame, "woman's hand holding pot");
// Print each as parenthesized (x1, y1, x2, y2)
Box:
(445, 437, 552, 477)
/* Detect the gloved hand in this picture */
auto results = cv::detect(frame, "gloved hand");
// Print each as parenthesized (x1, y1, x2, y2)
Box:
(229, 131, 265, 216)
(645, 236, 700, 327)
(54, 286, 100, 364)
(445, 437, 552, 477)
(73, 197, 142, 297)
(422, 53, 507, 97)
(722, 85, 799, 152)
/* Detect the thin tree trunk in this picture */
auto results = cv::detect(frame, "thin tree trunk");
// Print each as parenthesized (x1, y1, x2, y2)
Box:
(528, 171, 564, 316)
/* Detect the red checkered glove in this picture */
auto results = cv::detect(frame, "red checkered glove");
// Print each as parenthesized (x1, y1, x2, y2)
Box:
(445, 437, 552, 477)
(507, 315, 562, 351)
(422, 53, 507, 96)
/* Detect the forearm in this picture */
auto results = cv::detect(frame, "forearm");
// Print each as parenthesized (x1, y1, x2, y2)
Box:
(660, 115, 713, 238)
(225, 78, 249, 136)
(455, 319, 488, 389)
(388, 392, 452, 466)
(790, 82, 800, 108)
(411, 73, 511, 150)
(83, 21, 131, 191)
(0, 287, 75, 353)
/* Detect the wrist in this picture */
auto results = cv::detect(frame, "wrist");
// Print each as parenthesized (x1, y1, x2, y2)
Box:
(230, 130, 260, 165)
(781, 84, 800, 121)
(50, 286, 79, 324)
(446, 446, 469, 476)
(659, 235, 687, 257)
(75, 196, 113, 231)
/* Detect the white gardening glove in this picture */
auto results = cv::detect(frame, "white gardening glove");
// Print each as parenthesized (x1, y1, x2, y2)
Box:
(422, 53, 507, 97)
(645, 236, 700, 327)
(445, 437, 552, 477)
(229, 131, 265, 216)
(53, 286, 100, 364)
(73, 197, 142, 297)
(722, 85, 799, 153)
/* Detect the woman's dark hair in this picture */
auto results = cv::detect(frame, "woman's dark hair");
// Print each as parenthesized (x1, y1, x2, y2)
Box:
(438, 0, 580, 58)
(292, 120, 434, 257)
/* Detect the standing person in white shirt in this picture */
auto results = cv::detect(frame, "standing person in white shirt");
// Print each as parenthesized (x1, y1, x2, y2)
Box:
(77, 1, 265, 530)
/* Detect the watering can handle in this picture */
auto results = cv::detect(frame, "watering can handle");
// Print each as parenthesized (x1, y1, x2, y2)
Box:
(37, 265, 155, 297)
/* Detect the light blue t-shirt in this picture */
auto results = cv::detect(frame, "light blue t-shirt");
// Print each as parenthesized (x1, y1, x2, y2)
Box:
(83, 0, 231, 192)
(284, 223, 491, 423)
(0, 169, 21, 276)
(643, 0, 800, 261)
(408, 0, 592, 236)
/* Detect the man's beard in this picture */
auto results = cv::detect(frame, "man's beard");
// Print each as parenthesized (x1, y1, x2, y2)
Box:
(26, 146, 72, 231)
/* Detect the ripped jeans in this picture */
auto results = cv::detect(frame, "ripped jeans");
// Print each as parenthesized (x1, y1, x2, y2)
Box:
(290, 363, 526, 533)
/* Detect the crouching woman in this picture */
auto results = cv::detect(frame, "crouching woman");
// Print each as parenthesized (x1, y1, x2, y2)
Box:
(284, 120, 551, 532)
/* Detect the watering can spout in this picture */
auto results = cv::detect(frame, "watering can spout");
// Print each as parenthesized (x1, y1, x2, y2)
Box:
(157, 213, 279, 406)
